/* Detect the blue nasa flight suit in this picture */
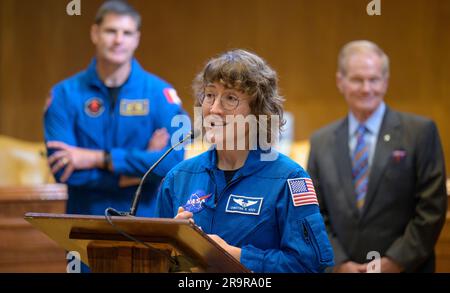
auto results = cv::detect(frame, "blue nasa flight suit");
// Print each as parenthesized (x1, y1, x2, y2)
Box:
(44, 58, 189, 217)
(156, 148, 334, 272)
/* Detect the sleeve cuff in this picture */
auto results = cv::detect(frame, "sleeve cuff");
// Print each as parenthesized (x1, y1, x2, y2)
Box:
(110, 148, 128, 173)
(240, 245, 264, 273)
(385, 244, 410, 271)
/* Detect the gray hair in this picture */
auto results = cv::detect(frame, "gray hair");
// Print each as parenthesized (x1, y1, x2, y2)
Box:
(95, 0, 141, 30)
(338, 40, 390, 77)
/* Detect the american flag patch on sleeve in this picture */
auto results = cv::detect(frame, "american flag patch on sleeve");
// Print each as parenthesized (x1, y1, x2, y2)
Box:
(287, 178, 318, 207)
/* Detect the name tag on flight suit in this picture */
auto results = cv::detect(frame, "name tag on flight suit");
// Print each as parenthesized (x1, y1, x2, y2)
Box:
(120, 99, 149, 116)
(225, 194, 263, 216)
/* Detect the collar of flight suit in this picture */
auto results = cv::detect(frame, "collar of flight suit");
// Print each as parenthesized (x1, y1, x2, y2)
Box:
(84, 58, 145, 93)
(201, 146, 274, 178)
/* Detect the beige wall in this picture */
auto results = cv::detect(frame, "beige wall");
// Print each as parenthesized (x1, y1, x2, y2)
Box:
(1, 0, 449, 171)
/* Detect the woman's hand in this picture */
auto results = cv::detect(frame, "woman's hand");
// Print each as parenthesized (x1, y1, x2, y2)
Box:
(208, 234, 241, 261)
(175, 207, 194, 223)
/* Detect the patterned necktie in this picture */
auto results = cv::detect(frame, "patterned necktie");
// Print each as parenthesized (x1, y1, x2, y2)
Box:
(352, 124, 369, 210)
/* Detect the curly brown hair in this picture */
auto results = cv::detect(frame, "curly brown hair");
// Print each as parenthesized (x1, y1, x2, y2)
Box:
(193, 49, 285, 141)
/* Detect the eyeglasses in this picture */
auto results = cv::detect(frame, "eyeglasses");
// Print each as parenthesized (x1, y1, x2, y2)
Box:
(201, 93, 240, 111)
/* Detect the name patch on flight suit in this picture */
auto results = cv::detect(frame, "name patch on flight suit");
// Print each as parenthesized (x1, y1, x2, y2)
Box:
(85, 97, 104, 117)
(120, 99, 149, 116)
(225, 194, 263, 216)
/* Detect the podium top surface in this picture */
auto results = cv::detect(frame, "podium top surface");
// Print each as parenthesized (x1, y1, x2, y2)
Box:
(25, 212, 250, 273)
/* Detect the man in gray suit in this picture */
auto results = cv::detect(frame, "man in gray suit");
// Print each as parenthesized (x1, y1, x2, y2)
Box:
(307, 40, 447, 273)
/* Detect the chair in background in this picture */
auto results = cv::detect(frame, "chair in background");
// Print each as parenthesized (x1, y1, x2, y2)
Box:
(0, 135, 54, 185)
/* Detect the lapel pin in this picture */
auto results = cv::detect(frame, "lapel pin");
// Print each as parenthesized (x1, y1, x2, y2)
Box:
(384, 134, 391, 142)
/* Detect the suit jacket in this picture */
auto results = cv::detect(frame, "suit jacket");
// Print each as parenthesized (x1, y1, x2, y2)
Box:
(307, 107, 447, 272)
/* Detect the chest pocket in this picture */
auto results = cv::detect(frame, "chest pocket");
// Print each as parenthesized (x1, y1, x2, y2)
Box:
(119, 115, 153, 146)
(385, 154, 413, 181)
(119, 99, 150, 117)
(220, 193, 277, 249)
(117, 99, 153, 147)
(76, 108, 105, 148)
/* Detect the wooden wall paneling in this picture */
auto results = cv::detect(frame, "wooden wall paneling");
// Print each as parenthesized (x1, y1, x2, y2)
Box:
(0, 0, 449, 272)
(1, 1, 449, 172)
(0, 185, 67, 272)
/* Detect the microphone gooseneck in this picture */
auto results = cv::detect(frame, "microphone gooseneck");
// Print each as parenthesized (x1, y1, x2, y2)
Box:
(128, 131, 193, 216)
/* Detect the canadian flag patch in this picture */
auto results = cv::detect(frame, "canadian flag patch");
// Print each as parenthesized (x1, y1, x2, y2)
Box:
(163, 88, 182, 105)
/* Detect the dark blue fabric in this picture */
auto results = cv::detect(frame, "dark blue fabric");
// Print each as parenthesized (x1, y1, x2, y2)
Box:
(156, 148, 334, 272)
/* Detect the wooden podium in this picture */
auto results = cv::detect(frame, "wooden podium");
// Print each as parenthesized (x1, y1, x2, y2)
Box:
(24, 213, 250, 273)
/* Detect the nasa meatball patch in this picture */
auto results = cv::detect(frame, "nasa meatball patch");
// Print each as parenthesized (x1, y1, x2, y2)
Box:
(182, 190, 212, 213)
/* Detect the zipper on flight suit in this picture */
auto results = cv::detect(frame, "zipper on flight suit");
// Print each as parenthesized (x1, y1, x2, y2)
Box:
(302, 222, 311, 244)
(302, 219, 325, 262)
(210, 174, 242, 233)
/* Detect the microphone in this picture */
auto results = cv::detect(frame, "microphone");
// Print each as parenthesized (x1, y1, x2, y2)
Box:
(106, 130, 194, 217)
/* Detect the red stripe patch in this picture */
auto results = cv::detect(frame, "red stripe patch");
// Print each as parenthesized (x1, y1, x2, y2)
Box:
(163, 88, 182, 105)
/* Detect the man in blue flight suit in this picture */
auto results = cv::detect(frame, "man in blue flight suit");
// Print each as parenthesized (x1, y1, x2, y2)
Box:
(44, 0, 189, 218)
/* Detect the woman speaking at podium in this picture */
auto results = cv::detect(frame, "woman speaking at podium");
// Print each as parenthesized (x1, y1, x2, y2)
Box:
(155, 49, 334, 273)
